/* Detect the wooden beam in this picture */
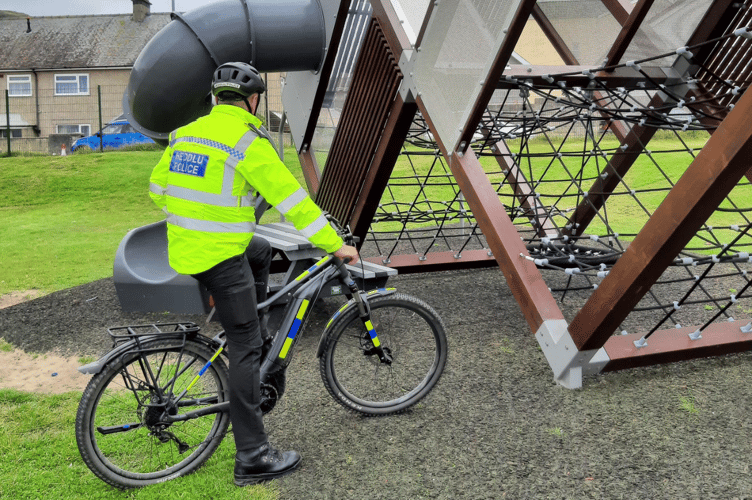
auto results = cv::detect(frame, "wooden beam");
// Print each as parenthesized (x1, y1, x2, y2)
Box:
(300, 0, 355, 148)
(456, 0, 538, 153)
(599, 0, 632, 26)
(298, 148, 321, 197)
(568, 84, 752, 350)
(316, 19, 402, 225)
(493, 141, 558, 238)
(531, 5, 578, 65)
(370, 0, 412, 54)
(449, 150, 564, 333)
(604, 0, 656, 67)
(366, 249, 497, 274)
(602, 320, 752, 371)
(687, 0, 741, 66)
(500, 65, 676, 87)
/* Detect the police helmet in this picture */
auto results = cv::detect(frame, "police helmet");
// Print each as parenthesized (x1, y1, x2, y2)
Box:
(211, 62, 266, 100)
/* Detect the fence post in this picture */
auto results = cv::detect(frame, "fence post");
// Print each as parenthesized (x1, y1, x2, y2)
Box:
(98, 85, 103, 152)
(263, 73, 269, 129)
(5, 90, 11, 156)
(278, 110, 286, 162)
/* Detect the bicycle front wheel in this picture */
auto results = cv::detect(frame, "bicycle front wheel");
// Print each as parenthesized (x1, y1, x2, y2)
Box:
(75, 339, 230, 489)
(320, 293, 447, 416)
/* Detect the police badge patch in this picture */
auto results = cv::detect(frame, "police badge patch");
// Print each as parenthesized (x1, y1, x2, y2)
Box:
(169, 151, 209, 177)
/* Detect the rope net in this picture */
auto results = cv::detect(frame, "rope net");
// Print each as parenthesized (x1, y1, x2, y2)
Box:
(366, 28, 752, 338)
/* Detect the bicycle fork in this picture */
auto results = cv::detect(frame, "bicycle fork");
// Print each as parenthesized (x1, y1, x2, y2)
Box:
(338, 266, 392, 365)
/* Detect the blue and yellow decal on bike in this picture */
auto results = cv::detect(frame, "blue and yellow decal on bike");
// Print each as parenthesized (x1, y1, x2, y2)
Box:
(279, 299, 310, 359)
(295, 257, 329, 281)
(324, 288, 399, 330)
(364, 319, 381, 347)
(185, 346, 224, 392)
(326, 301, 351, 329)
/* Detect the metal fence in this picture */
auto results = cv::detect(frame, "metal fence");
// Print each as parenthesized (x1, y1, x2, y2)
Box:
(2, 74, 292, 156)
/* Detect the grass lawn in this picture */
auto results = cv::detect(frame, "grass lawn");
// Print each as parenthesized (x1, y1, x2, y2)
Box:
(377, 135, 751, 254)
(0, 148, 306, 296)
(0, 389, 277, 499)
(3, 135, 750, 297)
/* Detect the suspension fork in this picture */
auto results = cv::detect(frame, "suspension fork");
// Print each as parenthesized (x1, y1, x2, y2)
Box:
(334, 258, 393, 364)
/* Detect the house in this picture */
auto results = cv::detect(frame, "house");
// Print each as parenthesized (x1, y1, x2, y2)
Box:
(0, 1, 170, 153)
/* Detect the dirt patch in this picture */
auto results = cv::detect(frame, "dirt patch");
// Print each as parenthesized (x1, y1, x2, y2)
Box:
(0, 290, 90, 394)
(0, 290, 43, 309)
(0, 347, 90, 394)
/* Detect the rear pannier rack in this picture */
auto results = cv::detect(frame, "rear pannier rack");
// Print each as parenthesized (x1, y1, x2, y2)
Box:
(106, 322, 201, 347)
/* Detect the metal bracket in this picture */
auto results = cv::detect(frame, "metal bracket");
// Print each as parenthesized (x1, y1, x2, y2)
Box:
(535, 319, 609, 389)
(398, 49, 418, 103)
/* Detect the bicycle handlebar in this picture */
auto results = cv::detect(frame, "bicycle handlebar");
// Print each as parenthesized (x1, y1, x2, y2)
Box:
(323, 211, 360, 246)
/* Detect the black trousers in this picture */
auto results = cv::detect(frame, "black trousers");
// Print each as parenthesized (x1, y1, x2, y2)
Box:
(192, 236, 272, 453)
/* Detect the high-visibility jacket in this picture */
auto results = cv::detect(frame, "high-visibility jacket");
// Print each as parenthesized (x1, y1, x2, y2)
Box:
(149, 104, 343, 275)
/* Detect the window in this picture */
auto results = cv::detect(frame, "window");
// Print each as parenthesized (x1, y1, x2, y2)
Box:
(102, 123, 127, 134)
(7, 75, 32, 97)
(54, 74, 89, 96)
(57, 124, 91, 135)
(0, 129, 22, 138)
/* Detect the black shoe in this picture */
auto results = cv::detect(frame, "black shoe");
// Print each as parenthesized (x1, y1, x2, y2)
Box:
(234, 443, 301, 486)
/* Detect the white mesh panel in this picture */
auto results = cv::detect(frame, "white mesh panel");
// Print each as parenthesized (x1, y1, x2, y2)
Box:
(413, 0, 523, 151)
(619, 0, 713, 67)
(536, 0, 621, 66)
(389, 0, 431, 44)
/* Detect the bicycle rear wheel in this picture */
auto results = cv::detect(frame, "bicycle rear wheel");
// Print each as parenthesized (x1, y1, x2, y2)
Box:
(320, 293, 447, 416)
(75, 339, 230, 489)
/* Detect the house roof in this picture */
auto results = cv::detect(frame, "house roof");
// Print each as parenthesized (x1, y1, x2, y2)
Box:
(0, 13, 171, 71)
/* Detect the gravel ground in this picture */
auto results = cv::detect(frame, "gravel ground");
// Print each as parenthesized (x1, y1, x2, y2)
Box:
(2, 267, 752, 499)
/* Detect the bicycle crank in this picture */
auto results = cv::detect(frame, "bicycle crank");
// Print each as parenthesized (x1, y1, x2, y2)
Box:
(260, 382, 278, 415)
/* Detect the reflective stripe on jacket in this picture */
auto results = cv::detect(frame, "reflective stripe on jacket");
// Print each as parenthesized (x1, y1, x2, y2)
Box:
(149, 104, 343, 274)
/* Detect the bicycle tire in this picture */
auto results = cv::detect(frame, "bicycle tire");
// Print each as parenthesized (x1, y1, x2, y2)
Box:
(320, 293, 447, 416)
(75, 339, 230, 489)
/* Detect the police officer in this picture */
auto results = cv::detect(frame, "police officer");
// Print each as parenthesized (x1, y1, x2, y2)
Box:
(149, 61, 359, 485)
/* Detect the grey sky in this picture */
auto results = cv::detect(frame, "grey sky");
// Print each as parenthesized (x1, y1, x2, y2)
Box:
(0, 0, 211, 16)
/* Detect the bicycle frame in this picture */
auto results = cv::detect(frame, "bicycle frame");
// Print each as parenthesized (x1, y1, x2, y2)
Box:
(161, 254, 389, 424)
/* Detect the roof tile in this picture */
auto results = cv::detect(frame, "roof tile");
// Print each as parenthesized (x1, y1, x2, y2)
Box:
(0, 14, 171, 70)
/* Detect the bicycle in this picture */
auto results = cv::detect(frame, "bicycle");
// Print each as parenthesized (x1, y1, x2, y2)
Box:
(74, 218, 448, 489)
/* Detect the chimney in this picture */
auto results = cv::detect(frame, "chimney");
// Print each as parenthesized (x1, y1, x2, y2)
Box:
(132, 0, 151, 22)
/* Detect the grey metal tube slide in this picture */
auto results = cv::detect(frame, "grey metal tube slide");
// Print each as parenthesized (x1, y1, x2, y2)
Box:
(124, 0, 325, 143)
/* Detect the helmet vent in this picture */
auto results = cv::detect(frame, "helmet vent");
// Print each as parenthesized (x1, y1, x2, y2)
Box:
(211, 62, 266, 98)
